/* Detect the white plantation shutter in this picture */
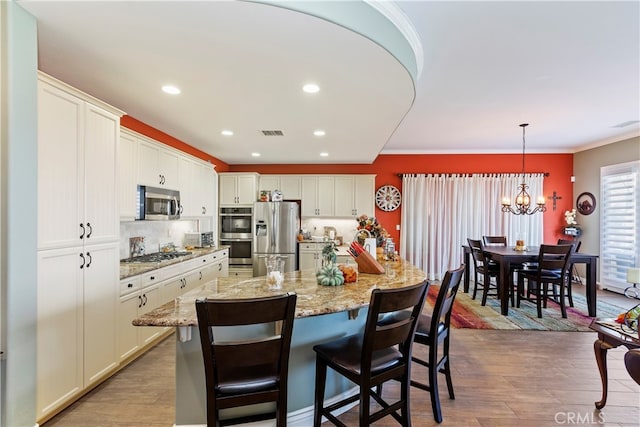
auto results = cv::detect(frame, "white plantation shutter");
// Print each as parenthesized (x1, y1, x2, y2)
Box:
(600, 161, 640, 293)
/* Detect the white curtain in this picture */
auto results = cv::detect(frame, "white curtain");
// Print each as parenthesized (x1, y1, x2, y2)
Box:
(400, 173, 544, 280)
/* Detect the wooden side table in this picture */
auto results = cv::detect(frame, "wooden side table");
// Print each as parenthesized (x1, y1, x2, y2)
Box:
(589, 319, 640, 409)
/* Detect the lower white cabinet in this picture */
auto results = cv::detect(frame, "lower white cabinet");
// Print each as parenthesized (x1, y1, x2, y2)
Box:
(118, 250, 229, 364)
(299, 242, 323, 271)
(37, 242, 119, 420)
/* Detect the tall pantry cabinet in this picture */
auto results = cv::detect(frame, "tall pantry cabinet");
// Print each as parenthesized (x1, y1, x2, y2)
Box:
(36, 72, 124, 421)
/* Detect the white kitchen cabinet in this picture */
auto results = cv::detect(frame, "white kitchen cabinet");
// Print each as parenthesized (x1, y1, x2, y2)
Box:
(298, 242, 323, 270)
(37, 242, 119, 420)
(219, 173, 258, 205)
(119, 130, 138, 219)
(301, 176, 334, 217)
(137, 138, 179, 189)
(259, 175, 302, 200)
(334, 175, 375, 217)
(37, 75, 122, 250)
(192, 161, 217, 216)
(36, 74, 123, 422)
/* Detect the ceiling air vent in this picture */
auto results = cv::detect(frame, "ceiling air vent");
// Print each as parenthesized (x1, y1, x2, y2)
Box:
(261, 130, 284, 136)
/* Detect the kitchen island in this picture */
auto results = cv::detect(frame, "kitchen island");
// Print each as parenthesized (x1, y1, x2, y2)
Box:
(133, 258, 427, 426)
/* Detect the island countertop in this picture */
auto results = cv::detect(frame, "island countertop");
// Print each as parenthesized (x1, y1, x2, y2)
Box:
(133, 258, 427, 327)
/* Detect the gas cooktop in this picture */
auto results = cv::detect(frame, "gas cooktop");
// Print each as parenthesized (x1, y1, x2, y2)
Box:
(121, 251, 192, 264)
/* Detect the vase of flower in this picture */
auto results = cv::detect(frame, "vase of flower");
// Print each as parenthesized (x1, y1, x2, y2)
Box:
(355, 214, 388, 247)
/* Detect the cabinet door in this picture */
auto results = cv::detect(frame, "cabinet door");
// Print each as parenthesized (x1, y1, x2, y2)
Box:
(139, 286, 163, 345)
(354, 176, 375, 217)
(301, 176, 318, 216)
(37, 247, 84, 418)
(119, 131, 138, 219)
(196, 163, 216, 216)
(37, 81, 84, 250)
(280, 175, 301, 199)
(158, 148, 179, 189)
(83, 243, 119, 386)
(334, 176, 355, 217)
(118, 291, 141, 362)
(219, 174, 238, 205)
(137, 139, 161, 186)
(160, 276, 183, 303)
(236, 174, 257, 204)
(298, 251, 317, 270)
(84, 103, 119, 244)
(317, 177, 335, 216)
(259, 175, 280, 194)
(177, 156, 196, 216)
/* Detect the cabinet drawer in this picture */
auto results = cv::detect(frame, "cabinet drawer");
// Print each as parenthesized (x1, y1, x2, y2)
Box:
(161, 263, 185, 280)
(140, 270, 163, 288)
(299, 243, 321, 252)
(215, 249, 229, 259)
(120, 276, 141, 296)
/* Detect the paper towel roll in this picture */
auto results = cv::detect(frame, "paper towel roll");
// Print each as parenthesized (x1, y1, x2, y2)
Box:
(364, 238, 377, 259)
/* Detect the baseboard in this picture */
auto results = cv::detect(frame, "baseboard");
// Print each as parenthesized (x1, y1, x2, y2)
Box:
(174, 386, 359, 427)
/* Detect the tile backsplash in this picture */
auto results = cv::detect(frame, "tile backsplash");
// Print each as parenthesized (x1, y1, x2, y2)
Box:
(300, 218, 359, 244)
(119, 219, 200, 260)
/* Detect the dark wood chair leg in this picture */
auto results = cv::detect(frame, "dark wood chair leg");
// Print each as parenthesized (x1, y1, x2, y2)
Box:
(429, 346, 443, 423)
(313, 359, 327, 427)
(443, 337, 455, 400)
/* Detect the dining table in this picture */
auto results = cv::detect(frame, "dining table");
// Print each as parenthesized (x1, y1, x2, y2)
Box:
(462, 245, 599, 316)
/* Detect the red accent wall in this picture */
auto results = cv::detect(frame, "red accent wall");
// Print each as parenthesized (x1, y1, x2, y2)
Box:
(120, 115, 573, 245)
(121, 116, 231, 171)
(231, 154, 574, 245)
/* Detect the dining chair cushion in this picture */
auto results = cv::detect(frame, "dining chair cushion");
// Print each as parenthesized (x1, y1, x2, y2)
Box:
(313, 334, 403, 376)
(217, 376, 278, 395)
(416, 314, 445, 337)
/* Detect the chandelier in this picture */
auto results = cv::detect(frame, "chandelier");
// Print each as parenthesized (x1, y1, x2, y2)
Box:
(501, 123, 546, 215)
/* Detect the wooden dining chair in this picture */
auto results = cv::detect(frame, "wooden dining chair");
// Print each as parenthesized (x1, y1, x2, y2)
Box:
(482, 235, 507, 246)
(195, 292, 297, 427)
(313, 281, 429, 427)
(557, 238, 582, 307)
(467, 238, 500, 306)
(517, 244, 574, 318)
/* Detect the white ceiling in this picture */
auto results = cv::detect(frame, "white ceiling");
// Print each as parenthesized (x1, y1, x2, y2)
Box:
(18, 0, 640, 165)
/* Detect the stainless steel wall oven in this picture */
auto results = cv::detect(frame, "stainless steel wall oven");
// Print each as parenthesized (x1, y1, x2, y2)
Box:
(219, 207, 253, 266)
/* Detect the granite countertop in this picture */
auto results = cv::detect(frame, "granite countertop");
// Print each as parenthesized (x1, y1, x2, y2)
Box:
(120, 246, 229, 280)
(132, 258, 427, 327)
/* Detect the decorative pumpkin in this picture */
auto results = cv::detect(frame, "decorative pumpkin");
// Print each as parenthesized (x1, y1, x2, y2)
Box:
(316, 264, 345, 286)
(338, 264, 358, 283)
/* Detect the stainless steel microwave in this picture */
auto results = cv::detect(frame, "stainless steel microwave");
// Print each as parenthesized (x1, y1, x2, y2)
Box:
(136, 185, 181, 220)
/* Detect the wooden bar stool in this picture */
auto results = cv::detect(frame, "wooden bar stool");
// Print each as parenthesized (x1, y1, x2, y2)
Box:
(312, 281, 429, 426)
(195, 292, 297, 427)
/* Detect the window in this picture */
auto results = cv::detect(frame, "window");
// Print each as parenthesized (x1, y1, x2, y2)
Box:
(600, 161, 640, 292)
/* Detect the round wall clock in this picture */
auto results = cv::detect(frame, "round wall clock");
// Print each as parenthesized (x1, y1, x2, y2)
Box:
(375, 185, 402, 212)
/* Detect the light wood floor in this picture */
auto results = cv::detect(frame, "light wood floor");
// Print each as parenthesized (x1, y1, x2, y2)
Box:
(44, 289, 640, 427)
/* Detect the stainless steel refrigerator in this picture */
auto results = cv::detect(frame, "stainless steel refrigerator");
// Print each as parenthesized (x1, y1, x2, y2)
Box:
(253, 201, 299, 277)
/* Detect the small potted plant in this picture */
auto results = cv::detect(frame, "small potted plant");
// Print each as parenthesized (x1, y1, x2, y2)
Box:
(563, 209, 582, 236)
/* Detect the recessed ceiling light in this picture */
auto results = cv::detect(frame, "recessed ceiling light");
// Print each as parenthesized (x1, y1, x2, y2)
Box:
(251, 152, 261, 157)
(303, 83, 320, 94)
(313, 130, 326, 137)
(221, 130, 234, 136)
(161, 85, 181, 95)
(320, 152, 329, 157)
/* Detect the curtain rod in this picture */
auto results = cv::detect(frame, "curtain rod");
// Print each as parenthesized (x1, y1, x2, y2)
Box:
(396, 172, 550, 177)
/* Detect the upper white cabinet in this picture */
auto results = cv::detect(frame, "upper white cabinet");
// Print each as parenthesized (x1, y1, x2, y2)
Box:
(219, 173, 258, 206)
(119, 129, 217, 219)
(137, 138, 179, 188)
(38, 75, 122, 250)
(259, 175, 302, 200)
(301, 176, 335, 217)
(334, 175, 375, 217)
(119, 130, 138, 219)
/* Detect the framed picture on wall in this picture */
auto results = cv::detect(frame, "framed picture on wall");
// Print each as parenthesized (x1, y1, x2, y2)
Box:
(576, 192, 596, 215)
